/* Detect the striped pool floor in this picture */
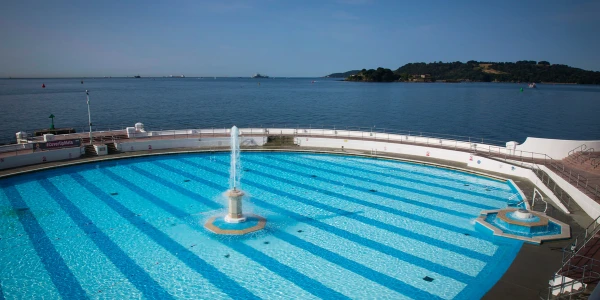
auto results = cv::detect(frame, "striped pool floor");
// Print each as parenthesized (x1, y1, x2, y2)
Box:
(0, 152, 522, 299)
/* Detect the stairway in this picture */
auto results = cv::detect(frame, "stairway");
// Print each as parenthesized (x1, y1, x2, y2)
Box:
(565, 144, 599, 170)
(83, 145, 97, 157)
(559, 236, 600, 284)
(264, 135, 296, 146)
(106, 142, 120, 154)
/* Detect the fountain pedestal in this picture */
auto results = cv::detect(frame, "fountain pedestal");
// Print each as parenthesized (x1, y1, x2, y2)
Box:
(203, 125, 266, 235)
(224, 189, 247, 223)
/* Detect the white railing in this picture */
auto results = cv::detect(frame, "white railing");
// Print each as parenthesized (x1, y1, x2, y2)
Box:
(532, 188, 548, 213)
(1, 125, 598, 200)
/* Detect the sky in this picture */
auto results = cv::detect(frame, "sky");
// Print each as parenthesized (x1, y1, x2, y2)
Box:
(1, 0, 599, 77)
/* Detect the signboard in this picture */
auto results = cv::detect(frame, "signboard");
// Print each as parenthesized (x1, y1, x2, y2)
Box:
(34, 139, 81, 151)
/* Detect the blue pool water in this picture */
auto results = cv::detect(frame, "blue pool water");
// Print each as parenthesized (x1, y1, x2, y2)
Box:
(485, 214, 562, 237)
(0, 152, 522, 299)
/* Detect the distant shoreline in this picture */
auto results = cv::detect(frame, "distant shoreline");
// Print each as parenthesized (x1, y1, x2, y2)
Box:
(341, 79, 584, 85)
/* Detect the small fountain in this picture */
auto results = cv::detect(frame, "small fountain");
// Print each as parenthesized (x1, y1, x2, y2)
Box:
(204, 126, 266, 235)
(225, 126, 246, 223)
(475, 206, 570, 244)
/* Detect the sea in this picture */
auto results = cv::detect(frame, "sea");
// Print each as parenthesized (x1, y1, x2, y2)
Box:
(0, 77, 599, 145)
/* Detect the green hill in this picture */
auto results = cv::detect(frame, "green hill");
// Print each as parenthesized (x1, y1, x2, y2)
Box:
(344, 61, 600, 84)
(324, 70, 361, 78)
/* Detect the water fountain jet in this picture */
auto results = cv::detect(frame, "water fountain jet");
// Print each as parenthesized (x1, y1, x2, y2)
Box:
(204, 126, 266, 235)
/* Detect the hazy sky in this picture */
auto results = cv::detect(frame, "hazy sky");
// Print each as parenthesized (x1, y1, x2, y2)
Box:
(1, 0, 599, 77)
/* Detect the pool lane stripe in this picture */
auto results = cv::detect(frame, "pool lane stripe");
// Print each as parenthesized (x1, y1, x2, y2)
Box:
(97, 169, 350, 299)
(152, 160, 478, 281)
(179, 158, 492, 260)
(272, 231, 442, 299)
(182, 158, 471, 234)
(126, 165, 221, 210)
(222, 241, 350, 299)
(99, 169, 190, 219)
(310, 155, 505, 192)
(251, 156, 499, 210)
(277, 155, 509, 202)
(1, 185, 87, 299)
(38, 179, 174, 300)
(66, 173, 259, 300)
(103, 165, 434, 298)
(196, 158, 491, 252)
(454, 239, 522, 299)
(245, 157, 476, 218)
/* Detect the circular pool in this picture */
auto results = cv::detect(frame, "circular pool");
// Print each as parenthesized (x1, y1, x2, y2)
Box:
(0, 152, 523, 299)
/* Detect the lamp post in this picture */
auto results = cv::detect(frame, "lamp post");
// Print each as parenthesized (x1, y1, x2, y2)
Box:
(86, 90, 92, 145)
(49, 114, 55, 130)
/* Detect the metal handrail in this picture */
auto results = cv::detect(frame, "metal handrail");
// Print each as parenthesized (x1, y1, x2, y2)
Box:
(592, 157, 600, 169)
(532, 188, 548, 213)
(544, 265, 600, 299)
(568, 144, 587, 157)
(496, 149, 599, 200)
(570, 216, 600, 260)
(577, 147, 595, 163)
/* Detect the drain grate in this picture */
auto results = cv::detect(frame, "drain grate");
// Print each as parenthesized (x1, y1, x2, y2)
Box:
(423, 276, 434, 282)
(110, 192, 118, 196)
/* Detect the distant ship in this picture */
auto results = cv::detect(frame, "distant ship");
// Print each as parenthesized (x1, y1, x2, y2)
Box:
(168, 75, 185, 78)
(251, 73, 269, 79)
(134, 75, 141, 78)
(528, 83, 537, 88)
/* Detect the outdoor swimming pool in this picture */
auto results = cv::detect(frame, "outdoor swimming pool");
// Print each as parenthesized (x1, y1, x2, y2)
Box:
(0, 152, 523, 299)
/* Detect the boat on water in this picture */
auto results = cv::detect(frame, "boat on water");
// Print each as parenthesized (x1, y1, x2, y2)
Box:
(134, 75, 141, 78)
(528, 83, 537, 88)
(251, 73, 269, 79)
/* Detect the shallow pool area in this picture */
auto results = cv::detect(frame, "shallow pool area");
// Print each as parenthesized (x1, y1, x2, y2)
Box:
(485, 213, 562, 237)
(0, 152, 524, 299)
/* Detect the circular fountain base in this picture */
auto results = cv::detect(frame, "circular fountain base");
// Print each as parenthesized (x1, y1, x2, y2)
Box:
(513, 209, 534, 220)
(224, 215, 247, 223)
(204, 214, 266, 235)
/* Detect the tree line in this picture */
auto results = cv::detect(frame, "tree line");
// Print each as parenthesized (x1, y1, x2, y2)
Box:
(343, 61, 600, 84)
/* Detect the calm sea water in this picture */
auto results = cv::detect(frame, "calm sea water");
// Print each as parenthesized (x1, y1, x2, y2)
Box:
(0, 78, 599, 144)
